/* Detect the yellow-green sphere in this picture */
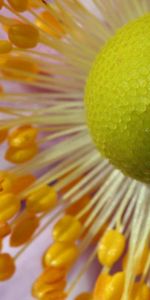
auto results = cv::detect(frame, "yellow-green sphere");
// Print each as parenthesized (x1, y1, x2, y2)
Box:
(85, 14, 150, 183)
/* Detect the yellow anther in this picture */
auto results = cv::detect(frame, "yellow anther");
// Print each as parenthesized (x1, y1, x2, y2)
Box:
(75, 292, 93, 300)
(36, 11, 65, 38)
(0, 128, 8, 144)
(12, 174, 36, 194)
(26, 185, 57, 213)
(8, 125, 38, 148)
(32, 267, 66, 299)
(52, 215, 82, 243)
(0, 253, 15, 280)
(131, 282, 150, 300)
(2, 56, 38, 79)
(93, 272, 124, 300)
(32, 266, 66, 298)
(0, 171, 13, 194)
(0, 40, 12, 53)
(123, 245, 149, 275)
(8, 23, 39, 49)
(104, 272, 124, 300)
(29, 0, 42, 8)
(93, 273, 111, 300)
(0, 221, 11, 239)
(0, 193, 20, 221)
(10, 211, 39, 247)
(98, 229, 126, 267)
(43, 242, 78, 269)
(33, 280, 66, 299)
(38, 290, 67, 300)
(5, 144, 38, 164)
(8, 0, 29, 12)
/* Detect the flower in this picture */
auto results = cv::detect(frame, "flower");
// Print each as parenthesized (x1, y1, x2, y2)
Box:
(0, 1, 150, 300)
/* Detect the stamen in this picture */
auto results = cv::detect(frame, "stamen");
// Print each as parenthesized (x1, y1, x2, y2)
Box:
(10, 211, 39, 247)
(97, 229, 126, 268)
(0, 2, 150, 300)
(74, 293, 93, 300)
(0, 193, 20, 222)
(26, 185, 57, 213)
(43, 241, 78, 270)
(0, 40, 12, 54)
(8, 125, 38, 148)
(8, 0, 29, 12)
(32, 266, 67, 300)
(8, 23, 39, 49)
(52, 215, 82, 243)
(0, 253, 15, 280)
(0, 221, 11, 238)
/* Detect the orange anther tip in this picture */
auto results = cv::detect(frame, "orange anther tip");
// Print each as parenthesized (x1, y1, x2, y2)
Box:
(10, 211, 39, 247)
(0, 128, 8, 144)
(8, 23, 39, 49)
(12, 174, 36, 194)
(36, 10, 65, 38)
(0, 221, 11, 239)
(28, 0, 42, 8)
(75, 292, 93, 300)
(8, 0, 29, 12)
(0, 40, 12, 54)
(2, 56, 38, 79)
(0, 253, 15, 281)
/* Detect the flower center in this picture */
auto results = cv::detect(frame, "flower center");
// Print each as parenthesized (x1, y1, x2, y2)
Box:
(85, 13, 150, 183)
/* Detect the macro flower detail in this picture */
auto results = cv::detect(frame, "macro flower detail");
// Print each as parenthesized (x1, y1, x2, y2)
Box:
(0, 1, 150, 300)
(85, 13, 150, 183)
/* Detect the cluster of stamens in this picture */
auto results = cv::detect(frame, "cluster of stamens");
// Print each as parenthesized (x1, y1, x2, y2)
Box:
(0, 1, 150, 300)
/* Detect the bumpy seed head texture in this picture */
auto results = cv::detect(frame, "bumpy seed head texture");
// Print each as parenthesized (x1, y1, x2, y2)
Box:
(85, 13, 150, 183)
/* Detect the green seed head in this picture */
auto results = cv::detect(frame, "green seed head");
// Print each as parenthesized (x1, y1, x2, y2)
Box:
(84, 14, 150, 183)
